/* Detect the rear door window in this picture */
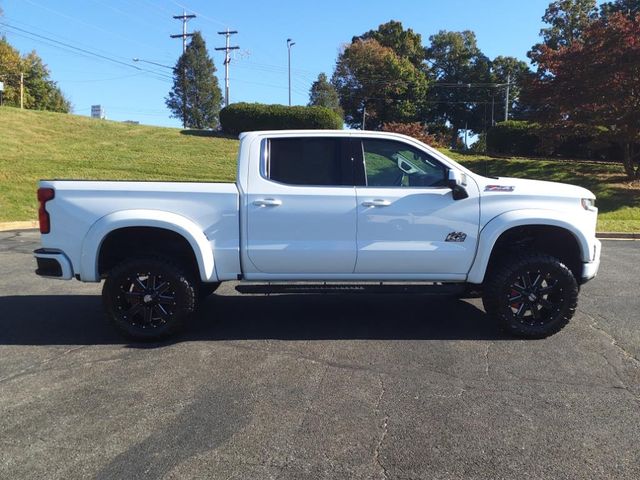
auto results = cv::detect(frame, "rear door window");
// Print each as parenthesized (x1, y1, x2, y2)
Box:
(268, 138, 353, 186)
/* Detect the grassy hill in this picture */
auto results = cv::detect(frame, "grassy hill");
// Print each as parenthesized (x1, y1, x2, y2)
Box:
(1, 106, 637, 232)
(0, 107, 238, 221)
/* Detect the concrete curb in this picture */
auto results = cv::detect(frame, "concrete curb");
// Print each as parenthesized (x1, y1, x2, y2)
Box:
(1, 222, 639, 240)
(0, 221, 39, 232)
(596, 232, 640, 240)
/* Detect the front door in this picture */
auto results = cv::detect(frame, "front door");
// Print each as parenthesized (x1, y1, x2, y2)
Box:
(245, 137, 358, 274)
(354, 138, 480, 276)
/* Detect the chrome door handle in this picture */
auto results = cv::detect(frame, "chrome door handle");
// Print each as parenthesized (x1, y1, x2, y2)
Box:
(361, 199, 391, 207)
(253, 198, 282, 207)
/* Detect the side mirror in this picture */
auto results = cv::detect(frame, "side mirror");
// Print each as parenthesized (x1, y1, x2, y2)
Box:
(447, 169, 469, 200)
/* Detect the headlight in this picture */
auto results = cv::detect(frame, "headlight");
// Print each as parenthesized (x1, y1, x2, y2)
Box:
(581, 198, 596, 210)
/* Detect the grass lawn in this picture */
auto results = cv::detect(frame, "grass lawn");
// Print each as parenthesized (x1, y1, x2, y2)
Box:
(447, 151, 640, 233)
(1, 106, 638, 232)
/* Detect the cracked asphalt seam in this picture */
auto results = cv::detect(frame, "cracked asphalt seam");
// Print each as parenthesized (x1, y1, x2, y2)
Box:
(373, 376, 390, 480)
(484, 342, 491, 379)
(0, 345, 87, 384)
(579, 309, 640, 366)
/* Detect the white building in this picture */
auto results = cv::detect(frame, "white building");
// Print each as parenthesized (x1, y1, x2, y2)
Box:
(91, 105, 106, 119)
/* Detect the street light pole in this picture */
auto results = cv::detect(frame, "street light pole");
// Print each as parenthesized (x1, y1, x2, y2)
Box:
(287, 38, 295, 106)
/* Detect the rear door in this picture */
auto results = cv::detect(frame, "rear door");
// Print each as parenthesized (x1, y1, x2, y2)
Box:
(245, 137, 358, 274)
(354, 138, 480, 276)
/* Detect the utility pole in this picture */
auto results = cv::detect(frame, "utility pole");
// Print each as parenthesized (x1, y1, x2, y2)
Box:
(171, 10, 196, 54)
(362, 104, 367, 130)
(19, 72, 24, 109)
(287, 38, 295, 106)
(464, 121, 468, 150)
(215, 29, 239, 107)
(504, 73, 510, 122)
(170, 10, 195, 129)
(491, 93, 495, 126)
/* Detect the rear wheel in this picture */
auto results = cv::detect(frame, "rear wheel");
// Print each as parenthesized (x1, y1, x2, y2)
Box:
(102, 257, 196, 341)
(483, 253, 578, 338)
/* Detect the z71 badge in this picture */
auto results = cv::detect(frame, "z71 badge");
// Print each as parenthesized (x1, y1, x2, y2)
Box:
(445, 232, 467, 242)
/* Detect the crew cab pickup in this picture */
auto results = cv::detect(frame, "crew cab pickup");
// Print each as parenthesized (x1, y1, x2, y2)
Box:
(34, 130, 601, 340)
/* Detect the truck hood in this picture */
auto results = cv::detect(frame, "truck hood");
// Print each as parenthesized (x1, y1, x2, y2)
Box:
(478, 176, 595, 200)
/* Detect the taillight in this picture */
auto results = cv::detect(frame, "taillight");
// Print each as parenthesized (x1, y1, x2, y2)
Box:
(37, 187, 55, 234)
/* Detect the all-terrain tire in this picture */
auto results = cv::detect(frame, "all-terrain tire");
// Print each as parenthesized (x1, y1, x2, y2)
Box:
(102, 256, 197, 341)
(482, 253, 578, 339)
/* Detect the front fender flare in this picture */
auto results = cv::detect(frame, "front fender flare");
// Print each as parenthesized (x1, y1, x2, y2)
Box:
(80, 210, 215, 282)
(467, 209, 591, 284)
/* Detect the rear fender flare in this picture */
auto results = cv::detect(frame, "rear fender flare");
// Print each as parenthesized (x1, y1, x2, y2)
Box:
(80, 210, 215, 282)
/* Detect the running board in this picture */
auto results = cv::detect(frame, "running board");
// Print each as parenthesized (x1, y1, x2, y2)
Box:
(235, 283, 466, 295)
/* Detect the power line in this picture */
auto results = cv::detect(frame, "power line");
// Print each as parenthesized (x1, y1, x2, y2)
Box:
(0, 23, 172, 83)
(22, 0, 170, 57)
(2, 15, 136, 65)
(215, 29, 239, 106)
(168, 1, 230, 28)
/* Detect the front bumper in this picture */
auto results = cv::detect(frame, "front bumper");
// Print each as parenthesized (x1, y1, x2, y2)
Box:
(34, 249, 74, 280)
(581, 238, 601, 284)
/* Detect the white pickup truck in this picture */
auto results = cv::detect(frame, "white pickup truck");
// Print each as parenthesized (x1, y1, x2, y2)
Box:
(34, 130, 601, 340)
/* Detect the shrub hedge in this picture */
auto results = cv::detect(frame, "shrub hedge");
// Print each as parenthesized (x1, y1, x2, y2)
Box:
(381, 122, 448, 148)
(486, 121, 542, 156)
(220, 102, 343, 135)
(486, 120, 634, 161)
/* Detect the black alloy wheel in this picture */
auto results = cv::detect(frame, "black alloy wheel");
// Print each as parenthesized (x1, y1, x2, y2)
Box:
(483, 253, 579, 338)
(103, 257, 196, 341)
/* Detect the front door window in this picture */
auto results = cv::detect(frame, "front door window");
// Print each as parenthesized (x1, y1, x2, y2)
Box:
(362, 139, 448, 188)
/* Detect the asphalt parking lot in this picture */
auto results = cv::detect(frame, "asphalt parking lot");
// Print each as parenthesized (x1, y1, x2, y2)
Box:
(0, 230, 638, 479)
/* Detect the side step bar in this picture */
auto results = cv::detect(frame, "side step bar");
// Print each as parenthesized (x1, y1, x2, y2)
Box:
(235, 283, 466, 295)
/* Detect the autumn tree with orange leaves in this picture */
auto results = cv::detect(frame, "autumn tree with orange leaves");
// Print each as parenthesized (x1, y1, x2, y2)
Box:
(527, 11, 640, 178)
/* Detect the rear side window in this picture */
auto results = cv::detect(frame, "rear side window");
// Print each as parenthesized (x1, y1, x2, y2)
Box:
(268, 138, 351, 186)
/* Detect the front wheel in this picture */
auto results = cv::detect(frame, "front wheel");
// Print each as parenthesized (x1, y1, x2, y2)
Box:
(102, 257, 197, 341)
(482, 253, 579, 338)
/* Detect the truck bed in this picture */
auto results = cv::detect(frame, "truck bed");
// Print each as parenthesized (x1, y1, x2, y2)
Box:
(39, 180, 240, 282)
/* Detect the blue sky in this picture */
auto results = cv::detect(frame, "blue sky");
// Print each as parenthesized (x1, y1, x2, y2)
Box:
(0, 0, 603, 127)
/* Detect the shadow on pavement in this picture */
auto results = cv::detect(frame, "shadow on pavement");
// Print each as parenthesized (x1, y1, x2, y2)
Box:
(0, 293, 509, 346)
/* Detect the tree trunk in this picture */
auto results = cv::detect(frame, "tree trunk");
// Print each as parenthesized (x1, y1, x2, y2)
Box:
(450, 128, 459, 149)
(621, 142, 640, 179)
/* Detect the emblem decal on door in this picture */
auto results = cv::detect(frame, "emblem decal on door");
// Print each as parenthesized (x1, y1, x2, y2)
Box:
(445, 232, 467, 242)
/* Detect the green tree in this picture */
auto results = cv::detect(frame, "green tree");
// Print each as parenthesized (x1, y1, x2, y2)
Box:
(600, 0, 640, 18)
(355, 20, 427, 71)
(0, 38, 70, 112)
(0, 37, 22, 106)
(22, 51, 70, 112)
(424, 30, 493, 146)
(308, 73, 342, 116)
(332, 38, 429, 129)
(166, 32, 223, 129)
(529, 0, 598, 68)
(490, 56, 532, 121)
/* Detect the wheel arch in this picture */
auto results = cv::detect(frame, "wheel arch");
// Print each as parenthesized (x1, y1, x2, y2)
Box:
(468, 210, 590, 284)
(80, 210, 216, 282)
